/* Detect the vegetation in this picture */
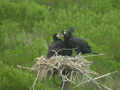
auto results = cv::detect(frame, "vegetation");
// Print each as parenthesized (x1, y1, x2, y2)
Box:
(0, 0, 120, 90)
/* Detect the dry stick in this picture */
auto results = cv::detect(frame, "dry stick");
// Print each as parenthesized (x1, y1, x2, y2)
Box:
(60, 69, 71, 90)
(31, 71, 40, 90)
(63, 74, 75, 84)
(73, 67, 102, 89)
(70, 71, 74, 81)
(61, 75, 66, 90)
(17, 65, 34, 71)
(100, 84, 112, 90)
(83, 53, 104, 57)
(60, 70, 65, 90)
(61, 74, 73, 90)
(85, 74, 112, 90)
(84, 73, 112, 90)
(73, 71, 118, 89)
(85, 74, 102, 89)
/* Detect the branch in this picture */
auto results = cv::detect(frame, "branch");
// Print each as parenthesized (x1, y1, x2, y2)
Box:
(73, 71, 117, 88)
(17, 65, 34, 71)
(83, 53, 104, 57)
(30, 71, 40, 90)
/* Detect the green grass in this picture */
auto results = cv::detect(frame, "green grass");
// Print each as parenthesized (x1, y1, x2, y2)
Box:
(0, 0, 120, 90)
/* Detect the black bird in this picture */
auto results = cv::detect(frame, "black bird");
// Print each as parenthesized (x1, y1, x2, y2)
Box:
(60, 29, 73, 56)
(46, 33, 65, 59)
(62, 29, 91, 55)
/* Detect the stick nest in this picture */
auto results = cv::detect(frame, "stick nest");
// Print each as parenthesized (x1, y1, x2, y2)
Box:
(32, 55, 97, 81)
(17, 54, 117, 90)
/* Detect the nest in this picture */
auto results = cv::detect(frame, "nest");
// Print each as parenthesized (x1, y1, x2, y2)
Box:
(17, 54, 117, 90)
(32, 55, 97, 81)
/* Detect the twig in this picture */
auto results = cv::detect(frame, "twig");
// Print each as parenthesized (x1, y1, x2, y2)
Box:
(30, 71, 40, 90)
(17, 65, 34, 71)
(61, 75, 65, 90)
(73, 71, 118, 88)
(85, 74, 102, 89)
(100, 84, 112, 90)
(64, 75, 75, 84)
(83, 53, 104, 57)
(84, 74, 112, 90)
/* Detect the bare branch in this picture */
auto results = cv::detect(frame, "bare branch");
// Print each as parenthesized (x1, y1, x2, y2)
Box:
(17, 65, 34, 71)
(30, 71, 40, 90)
(73, 71, 118, 88)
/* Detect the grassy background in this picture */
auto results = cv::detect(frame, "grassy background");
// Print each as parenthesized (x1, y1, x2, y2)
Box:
(0, 0, 120, 90)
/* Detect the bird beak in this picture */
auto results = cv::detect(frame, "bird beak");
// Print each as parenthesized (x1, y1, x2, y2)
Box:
(56, 33, 64, 40)
(56, 33, 64, 38)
